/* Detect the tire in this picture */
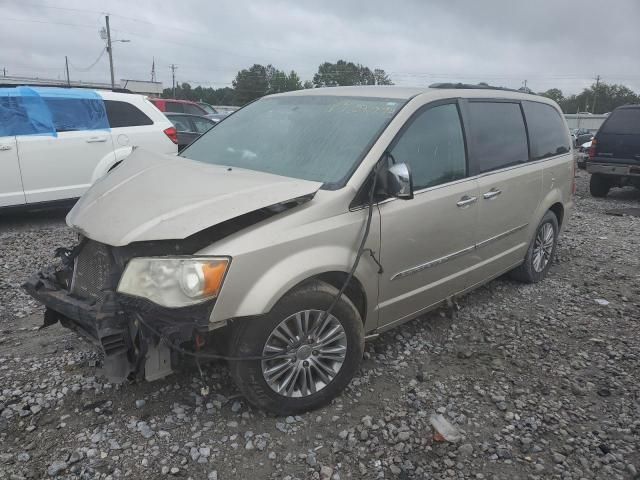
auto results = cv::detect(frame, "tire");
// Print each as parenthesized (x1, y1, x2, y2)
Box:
(228, 280, 364, 415)
(510, 211, 559, 284)
(589, 174, 610, 197)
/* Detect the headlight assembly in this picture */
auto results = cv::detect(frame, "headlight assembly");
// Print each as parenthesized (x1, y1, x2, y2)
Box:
(117, 257, 230, 308)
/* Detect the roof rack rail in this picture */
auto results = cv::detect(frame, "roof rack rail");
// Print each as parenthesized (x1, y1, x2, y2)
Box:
(0, 83, 132, 94)
(429, 82, 527, 94)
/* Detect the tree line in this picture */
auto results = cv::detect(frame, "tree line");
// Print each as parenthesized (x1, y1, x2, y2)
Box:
(162, 61, 639, 114)
(537, 83, 640, 114)
(162, 59, 393, 105)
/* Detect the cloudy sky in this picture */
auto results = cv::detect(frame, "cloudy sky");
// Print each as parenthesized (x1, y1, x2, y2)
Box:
(2, 0, 640, 95)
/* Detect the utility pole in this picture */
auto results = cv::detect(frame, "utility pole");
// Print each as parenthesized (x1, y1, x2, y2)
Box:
(105, 15, 115, 89)
(592, 75, 601, 114)
(170, 64, 177, 98)
(65, 56, 71, 86)
(2, 67, 6, 77)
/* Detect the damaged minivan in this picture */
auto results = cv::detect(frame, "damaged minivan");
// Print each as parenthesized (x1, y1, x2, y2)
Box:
(25, 85, 574, 414)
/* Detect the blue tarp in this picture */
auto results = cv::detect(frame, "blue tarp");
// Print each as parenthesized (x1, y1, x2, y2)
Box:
(0, 87, 109, 137)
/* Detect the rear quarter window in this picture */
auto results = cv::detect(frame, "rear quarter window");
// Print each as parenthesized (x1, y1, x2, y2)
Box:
(600, 108, 640, 135)
(104, 100, 153, 128)
(523, 101, 570, 160)
(467, 101, 529, 173)
(165, 102, 184, 113)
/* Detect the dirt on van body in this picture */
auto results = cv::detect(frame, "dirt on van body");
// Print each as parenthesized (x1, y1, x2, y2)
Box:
(1, 170, 639, 480)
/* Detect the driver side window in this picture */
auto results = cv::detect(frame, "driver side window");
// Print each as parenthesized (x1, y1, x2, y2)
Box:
(391, 103, 467, 190)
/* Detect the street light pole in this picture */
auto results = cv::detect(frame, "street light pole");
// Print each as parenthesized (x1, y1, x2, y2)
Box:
(105, 15, 115, 89)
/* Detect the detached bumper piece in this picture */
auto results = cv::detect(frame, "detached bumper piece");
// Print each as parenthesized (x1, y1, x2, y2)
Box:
(23, 240, 214, 382)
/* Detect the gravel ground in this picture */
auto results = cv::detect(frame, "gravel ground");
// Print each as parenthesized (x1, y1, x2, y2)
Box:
(1, 170, 639, 480)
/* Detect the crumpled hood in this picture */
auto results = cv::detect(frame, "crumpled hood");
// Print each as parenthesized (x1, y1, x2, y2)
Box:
(67, 149, 322, 246)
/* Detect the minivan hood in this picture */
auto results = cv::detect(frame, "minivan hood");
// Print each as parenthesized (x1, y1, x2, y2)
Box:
(67, 149, 322, 246)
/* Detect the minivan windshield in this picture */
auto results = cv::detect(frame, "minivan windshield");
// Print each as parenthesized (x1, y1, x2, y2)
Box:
(180, 95, 404, 188)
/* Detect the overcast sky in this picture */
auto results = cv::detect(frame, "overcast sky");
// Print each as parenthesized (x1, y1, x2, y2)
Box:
(2, 0, 640, 95)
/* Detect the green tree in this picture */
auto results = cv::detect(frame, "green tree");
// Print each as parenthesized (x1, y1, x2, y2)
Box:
(539, 88, 564, 104)
(312, 60, 393, 87)
(233, 64, 269, 105)
(232, 64, 303, 104)
(555, 82, 639, 114)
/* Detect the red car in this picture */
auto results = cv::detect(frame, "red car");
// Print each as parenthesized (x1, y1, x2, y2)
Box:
(150, 98, 208, 116)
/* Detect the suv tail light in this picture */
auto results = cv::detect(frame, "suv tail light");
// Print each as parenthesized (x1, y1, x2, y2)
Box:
(164, 126, 178, 144)
(588, 138, 597, 159)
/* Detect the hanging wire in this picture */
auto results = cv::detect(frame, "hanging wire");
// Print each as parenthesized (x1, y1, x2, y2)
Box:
(68, 47, 107, 72)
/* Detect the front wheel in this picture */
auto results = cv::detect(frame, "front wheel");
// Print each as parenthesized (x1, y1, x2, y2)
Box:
(510, 211, 559, 283)
(228, 280, 364, 415)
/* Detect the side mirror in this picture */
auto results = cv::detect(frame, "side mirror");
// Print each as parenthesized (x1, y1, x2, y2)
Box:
(386, 162, 414, 200)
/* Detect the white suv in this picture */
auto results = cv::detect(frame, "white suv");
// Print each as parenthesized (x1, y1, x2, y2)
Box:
(0, 87, 177, 209)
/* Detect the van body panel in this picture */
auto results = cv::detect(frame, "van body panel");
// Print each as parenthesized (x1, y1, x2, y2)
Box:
(200, 188, 381, 332)
(376, 178, 481, 326)
(0, 137, 26, 207)
(474, 162, 543, 275)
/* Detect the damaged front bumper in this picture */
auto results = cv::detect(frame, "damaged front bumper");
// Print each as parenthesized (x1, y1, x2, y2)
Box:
(23, 242, 216, 382)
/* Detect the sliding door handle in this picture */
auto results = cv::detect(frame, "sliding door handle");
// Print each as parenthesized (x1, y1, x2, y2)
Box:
(456, 195, 477, 208)
(483, 188, 502, 200)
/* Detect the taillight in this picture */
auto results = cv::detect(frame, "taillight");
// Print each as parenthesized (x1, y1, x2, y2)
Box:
(588, 138, 597, 159)
(164, 126, 178, 144)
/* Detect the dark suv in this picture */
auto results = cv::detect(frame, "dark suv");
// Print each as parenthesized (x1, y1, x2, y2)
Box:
(587, 105, 640, 197)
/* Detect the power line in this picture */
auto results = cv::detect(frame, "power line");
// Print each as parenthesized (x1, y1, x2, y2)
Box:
(67, 48, 106, 72)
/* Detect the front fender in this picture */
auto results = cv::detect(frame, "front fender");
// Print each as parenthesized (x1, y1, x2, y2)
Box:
(90, 146, 133, 183)
(211, 246, 380, 333)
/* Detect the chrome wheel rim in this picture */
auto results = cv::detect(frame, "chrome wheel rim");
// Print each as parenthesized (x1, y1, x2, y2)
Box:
(532, 222, 554, 272)
(261, 309, 347, 398)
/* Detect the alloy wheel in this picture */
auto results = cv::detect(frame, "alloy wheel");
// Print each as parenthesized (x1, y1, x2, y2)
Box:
(261, 309, 347, 398)
(532, 222, 554, 272)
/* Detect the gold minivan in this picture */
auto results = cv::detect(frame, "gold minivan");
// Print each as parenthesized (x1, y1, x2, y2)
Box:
(25, 85, 574, 414)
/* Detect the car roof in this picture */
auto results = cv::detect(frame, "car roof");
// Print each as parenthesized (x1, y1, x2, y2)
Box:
(269, 85, 546, 103)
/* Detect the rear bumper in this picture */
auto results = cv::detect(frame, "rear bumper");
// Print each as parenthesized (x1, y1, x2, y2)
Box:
(587, 162, 640, 177)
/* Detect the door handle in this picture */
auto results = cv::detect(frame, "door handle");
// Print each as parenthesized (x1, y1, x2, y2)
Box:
(483, 188, 502, 200)
(0, 144, 12, 151)
(456, 195, 477, 208)
(86, 136, 108, 143)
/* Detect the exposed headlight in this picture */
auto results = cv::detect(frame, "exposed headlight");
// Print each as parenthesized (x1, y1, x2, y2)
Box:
(117, 257, 230, 308)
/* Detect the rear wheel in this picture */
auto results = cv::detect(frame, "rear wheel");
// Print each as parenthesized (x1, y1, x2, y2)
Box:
(510, 211, 558, 283)
(589, 174, 611, 197)
(228, 280, 364, 415)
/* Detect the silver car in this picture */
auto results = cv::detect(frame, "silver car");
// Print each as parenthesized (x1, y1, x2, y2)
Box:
(25, 85, 574, 414)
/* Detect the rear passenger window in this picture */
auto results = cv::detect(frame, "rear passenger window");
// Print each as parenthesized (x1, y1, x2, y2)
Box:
(391, 103, 466, 190)
(104, 100, 153, 128)
(523, 102, 570, 160)
(42, 97, 108, 132)
(467, 102, 528, 172)
(165, 102, 184, 113)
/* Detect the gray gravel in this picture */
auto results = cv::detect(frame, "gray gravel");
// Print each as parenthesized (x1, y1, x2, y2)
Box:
(1, 170, 639, 479)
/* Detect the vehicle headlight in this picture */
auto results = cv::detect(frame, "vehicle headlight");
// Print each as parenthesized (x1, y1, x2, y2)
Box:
(117, 257, 230, 308)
